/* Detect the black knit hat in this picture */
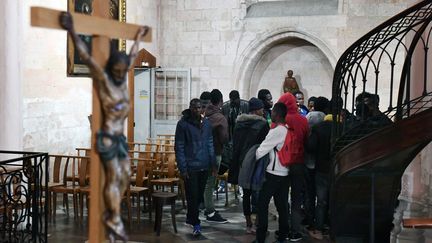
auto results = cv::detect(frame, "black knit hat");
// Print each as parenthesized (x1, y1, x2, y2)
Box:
(248, 97, 264, 112)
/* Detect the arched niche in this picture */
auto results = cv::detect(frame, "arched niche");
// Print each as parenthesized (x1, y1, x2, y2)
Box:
(233, 28, 337, 100)
(250, 38, 334, 100)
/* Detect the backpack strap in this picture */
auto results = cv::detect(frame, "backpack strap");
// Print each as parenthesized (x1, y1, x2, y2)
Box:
(272, 147, 278, 171)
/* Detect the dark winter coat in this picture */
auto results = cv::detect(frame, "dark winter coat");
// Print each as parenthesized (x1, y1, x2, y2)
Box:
(228, 114, 270, 184)
(175, 109, 216, 174)
(205, 104, 229, 156)
(222, 99, 249, 140)
(305, 114, 336, 175)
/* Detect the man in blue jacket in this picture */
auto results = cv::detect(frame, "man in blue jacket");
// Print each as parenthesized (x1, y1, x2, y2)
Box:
(175, 98, 217, 237)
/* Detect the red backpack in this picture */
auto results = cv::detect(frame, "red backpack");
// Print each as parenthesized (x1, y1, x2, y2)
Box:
(277, 125, 304, 167)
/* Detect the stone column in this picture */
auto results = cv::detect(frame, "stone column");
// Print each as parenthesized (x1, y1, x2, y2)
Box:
(391, 154, 429, 243)
(0, 0, 23, 151)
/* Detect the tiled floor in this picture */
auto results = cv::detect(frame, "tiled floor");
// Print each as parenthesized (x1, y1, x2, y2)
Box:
(48, 192, 333, 243)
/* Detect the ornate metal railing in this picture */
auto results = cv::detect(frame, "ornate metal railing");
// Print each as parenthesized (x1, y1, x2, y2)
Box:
(0, 151, 48, 243)
(331, 1, 432, 146)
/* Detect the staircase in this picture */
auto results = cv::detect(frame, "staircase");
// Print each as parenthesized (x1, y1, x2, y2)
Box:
(329, 1, 432, 242)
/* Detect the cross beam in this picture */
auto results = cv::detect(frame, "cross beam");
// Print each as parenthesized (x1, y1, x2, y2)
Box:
(30, 4, 152, 243)
(31, 7, 152, 42)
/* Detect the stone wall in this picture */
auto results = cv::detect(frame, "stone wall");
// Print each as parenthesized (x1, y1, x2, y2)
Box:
(160, 0, 415, 103)
(250, 40, 334, 99)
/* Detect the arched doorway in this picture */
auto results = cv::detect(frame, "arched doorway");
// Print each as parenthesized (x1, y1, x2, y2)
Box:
(234, 28, 337, 100)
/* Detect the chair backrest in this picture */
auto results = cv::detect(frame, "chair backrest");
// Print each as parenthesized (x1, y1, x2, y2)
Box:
(138, 151, 152, 160)
(76, 148, 91, 157)
(165, 144, 175, 152)
(135, 158, 152, 187)
(78, 156, 90, 186)
(166, 153, 177, 178)
(50, 155, 89, 186)
(49, 155, 71, 185)
(52, 156, 65, 183)
(127, 142, 135, 151)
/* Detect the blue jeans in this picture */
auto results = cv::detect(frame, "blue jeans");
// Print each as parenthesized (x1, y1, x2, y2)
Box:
(315, 172, 329, 231)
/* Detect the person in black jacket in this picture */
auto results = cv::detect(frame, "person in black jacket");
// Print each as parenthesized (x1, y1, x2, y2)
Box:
(175, 98, 216, 237)
(220, 90, 249, 191)
(306, 100, 341, 240)
(229, 97, 270, 233)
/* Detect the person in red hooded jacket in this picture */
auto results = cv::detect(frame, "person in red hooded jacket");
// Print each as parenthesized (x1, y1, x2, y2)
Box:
(274, 92, 309, 241)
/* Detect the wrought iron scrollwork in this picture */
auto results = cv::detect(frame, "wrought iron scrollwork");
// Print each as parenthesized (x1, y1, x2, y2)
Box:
(332, 1, 432, 144)
(0, 151, 48, 243)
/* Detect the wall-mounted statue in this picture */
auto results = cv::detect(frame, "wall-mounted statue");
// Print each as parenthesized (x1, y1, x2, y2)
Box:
(60, 12, 148, 242)
(283, 70, 300, 94)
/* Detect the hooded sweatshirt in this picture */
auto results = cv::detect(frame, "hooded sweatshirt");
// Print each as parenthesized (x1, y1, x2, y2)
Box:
(205, 104, 229, 156)
(275, 93, 309, 164)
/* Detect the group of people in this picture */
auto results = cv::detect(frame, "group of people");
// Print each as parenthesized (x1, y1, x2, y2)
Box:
(174, 85, 390, 242)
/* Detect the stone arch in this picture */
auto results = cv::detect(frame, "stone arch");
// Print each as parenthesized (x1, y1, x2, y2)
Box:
(233, 27, 338, 99)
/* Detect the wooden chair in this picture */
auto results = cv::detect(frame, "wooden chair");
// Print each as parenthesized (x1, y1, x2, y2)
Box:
(161, 144, 175, 152)
(152, 192, 177, 236)
(73, 154, 132, 225)
(72, 148, 91, 183)
(127, 142, 148, 152)
(129, 150, 154, 185)
(128, 158, 152, 224)
(76, 157, 91, 224)
(50, 155, 88, 222)
(150, 153, 185, 208)
(32, 158, 62, 220)
(157, 134, 175, 141)
(216, 172, 230, 207)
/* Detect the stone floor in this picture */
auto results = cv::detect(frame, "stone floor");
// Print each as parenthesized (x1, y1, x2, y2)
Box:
(48, 192, 333, 243)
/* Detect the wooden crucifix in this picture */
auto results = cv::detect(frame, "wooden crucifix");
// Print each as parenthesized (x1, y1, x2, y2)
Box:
(31, 3, 151, 243)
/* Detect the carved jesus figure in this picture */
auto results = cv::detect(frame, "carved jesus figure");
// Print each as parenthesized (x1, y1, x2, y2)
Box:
(60, 12, 148, 242)
(283, 69, 300, 94)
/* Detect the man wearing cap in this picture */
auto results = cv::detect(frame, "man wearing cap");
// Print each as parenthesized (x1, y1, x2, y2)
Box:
(229, 97, 270, 233)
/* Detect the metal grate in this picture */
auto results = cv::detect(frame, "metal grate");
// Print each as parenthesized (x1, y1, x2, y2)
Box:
(0, 151, 48, 243)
